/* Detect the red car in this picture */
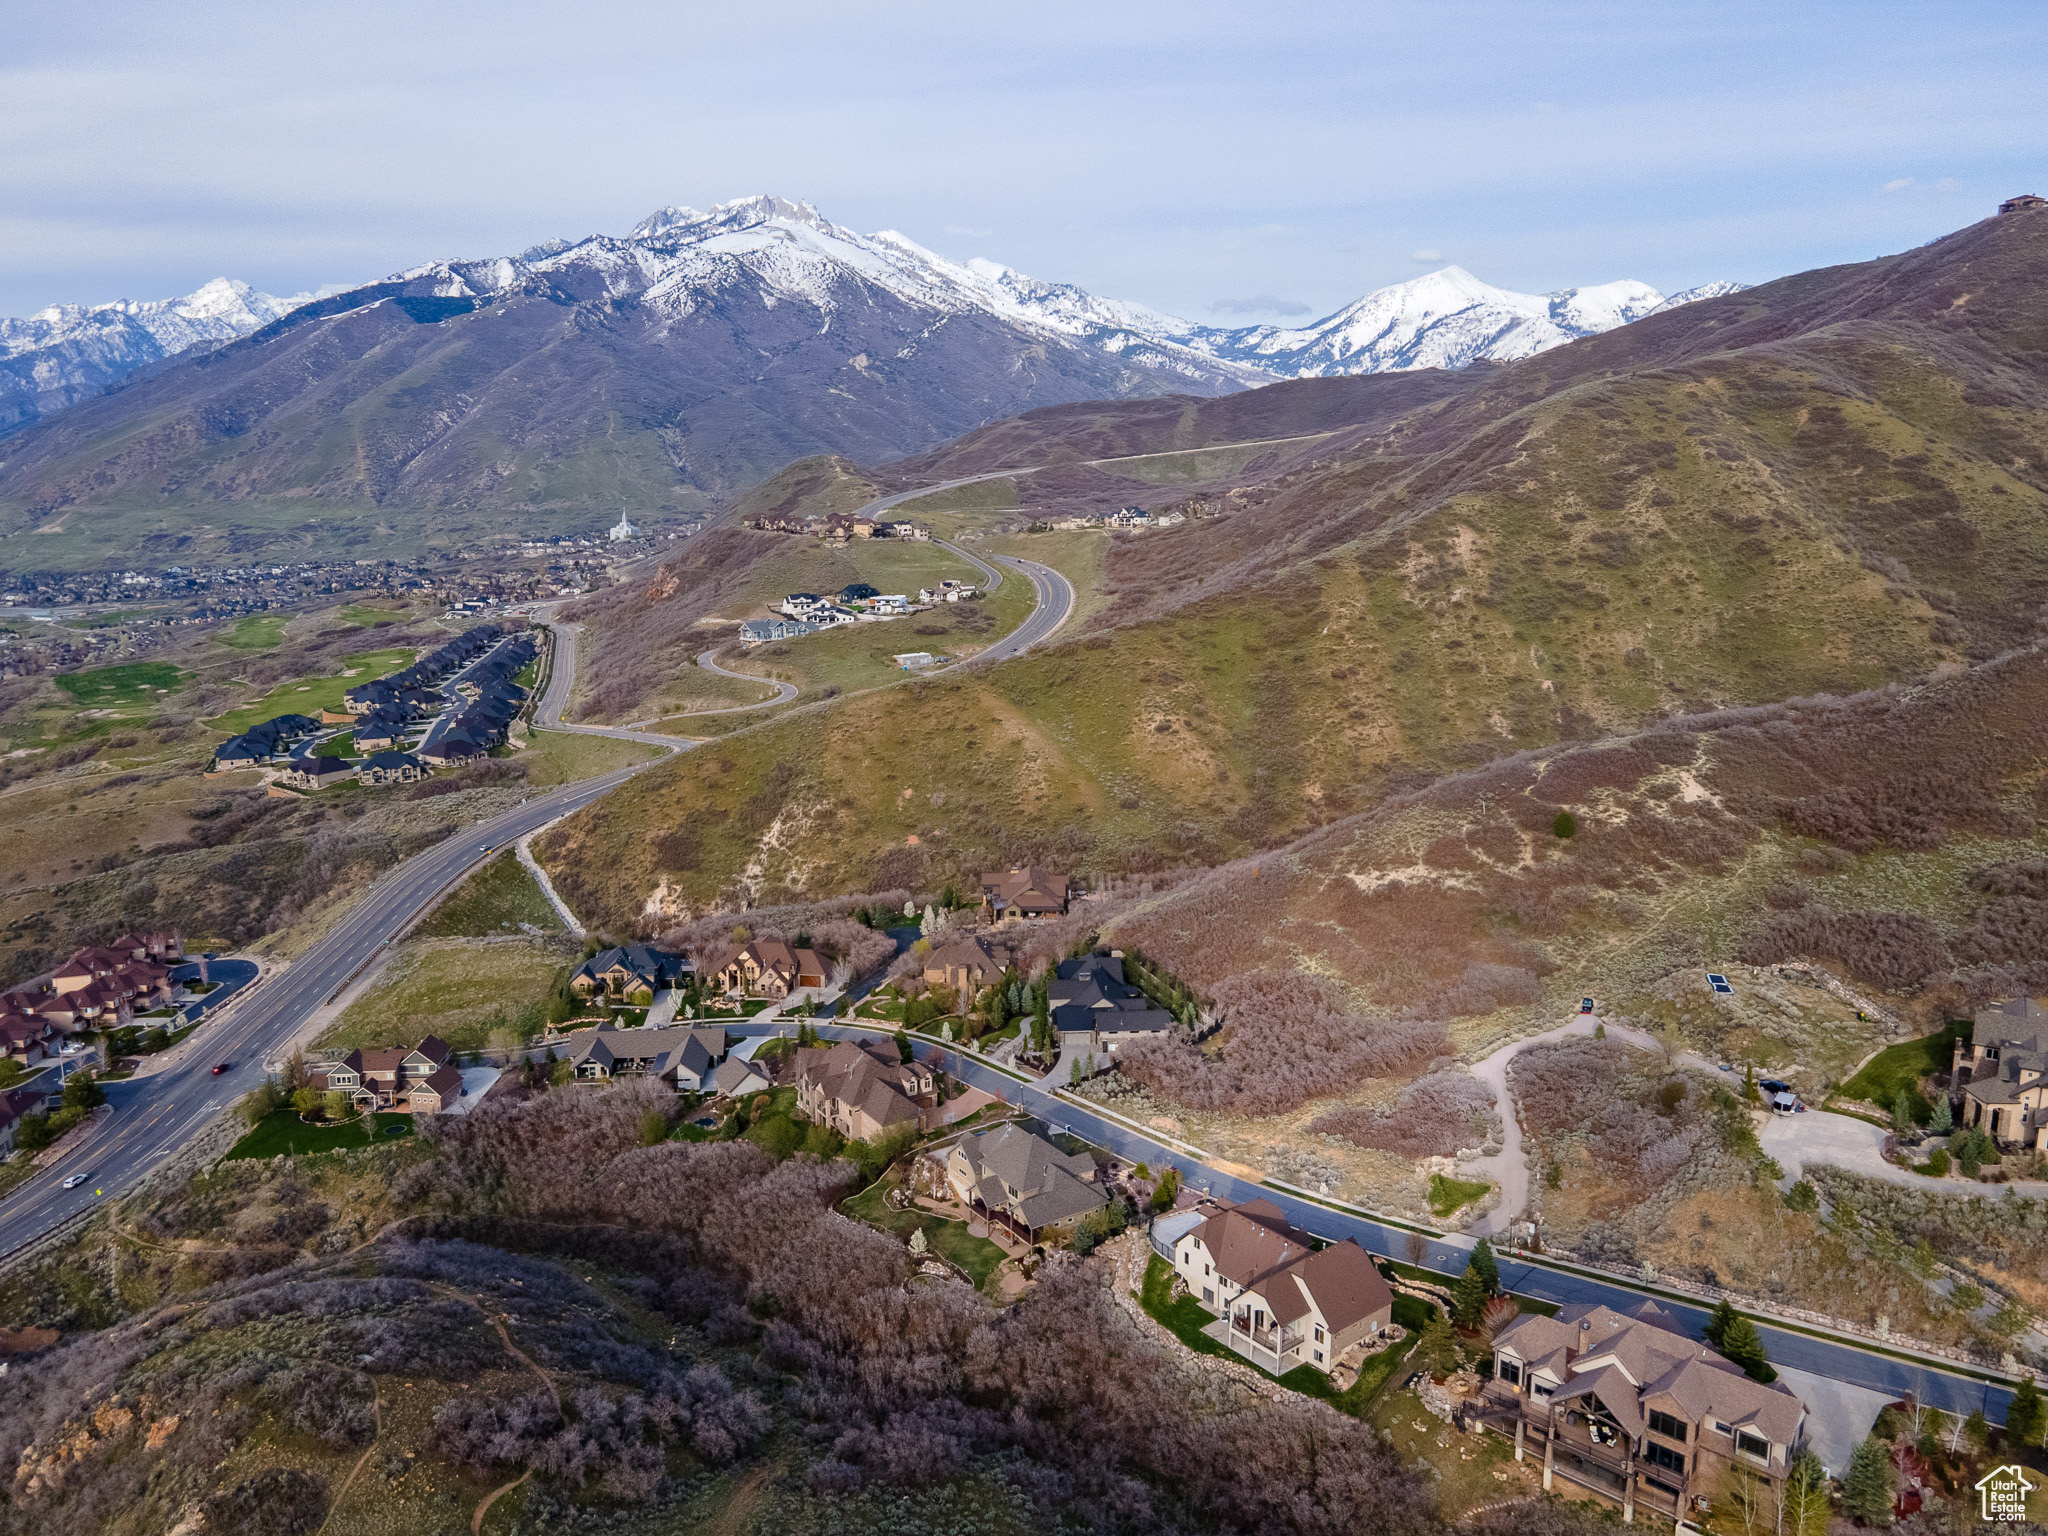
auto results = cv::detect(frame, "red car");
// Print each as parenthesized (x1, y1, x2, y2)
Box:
(211, 1062, 232, 1075)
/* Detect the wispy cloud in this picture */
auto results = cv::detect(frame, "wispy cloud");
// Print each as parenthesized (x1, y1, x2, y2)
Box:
(1209, 294, 1312, 316)
(944, 222, 993, 237)
(1882, 177, 1915, 193)
(1411, 247, 1444, 262)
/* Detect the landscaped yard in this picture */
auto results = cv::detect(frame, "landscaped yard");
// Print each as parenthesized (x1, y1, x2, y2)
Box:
(1368, 1377, 1536, 1517)
(1136, 1255, 1421, 1417)
(1835, 1022, 1969, 1124)
(223, 1110, 415, 1160)
(417, 850, 563, 937)
(1427, 1173, 1491, 1218)
(322, 936, 571, 1053)
(52, 661, 186, 709)
(843, 1174, 1009, 1287)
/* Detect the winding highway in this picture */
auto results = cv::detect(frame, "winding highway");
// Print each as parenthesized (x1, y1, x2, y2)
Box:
(0, 542, 1076, 1262)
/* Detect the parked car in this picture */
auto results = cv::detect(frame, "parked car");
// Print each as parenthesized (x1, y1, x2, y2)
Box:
(1578, 997, 1596, 1014)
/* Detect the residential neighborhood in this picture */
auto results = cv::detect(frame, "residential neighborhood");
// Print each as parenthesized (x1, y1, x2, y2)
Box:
(1, 931, 185, 1061)
(211, 622, 538, 786)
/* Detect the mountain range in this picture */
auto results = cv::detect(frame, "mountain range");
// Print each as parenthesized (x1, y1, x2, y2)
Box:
(0, 197, 1738, 566)
(0, 278, 308, 437)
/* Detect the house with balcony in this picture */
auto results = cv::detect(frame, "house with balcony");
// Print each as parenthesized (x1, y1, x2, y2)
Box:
(1474, 1301, 1807, 1526)
(1952, 997, 2048, 1150)
(1167, 1198, 1394, 1375)
(944, 1123, 1107, 1243)
(794, 1038, 933, 1141)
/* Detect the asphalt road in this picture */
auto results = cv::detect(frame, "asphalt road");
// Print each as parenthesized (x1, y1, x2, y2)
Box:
(965, 554, 1073, 666)
(733, 1020, 2022, 1423)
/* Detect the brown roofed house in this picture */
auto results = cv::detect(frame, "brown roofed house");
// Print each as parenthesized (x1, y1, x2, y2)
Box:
(922, 933, 1013, 1000)
(1953, 997, 2048, 1150)
(716, 938, 827, 999)
(313, 1036, 458, 1113)
(1167, 1199, 1394, 1374)
(978, 867, 1070, 924)
(1474, 1299, 1808, 1525)
(944, 1122, 1106, 1242)
(795, 1038, 934, 1142)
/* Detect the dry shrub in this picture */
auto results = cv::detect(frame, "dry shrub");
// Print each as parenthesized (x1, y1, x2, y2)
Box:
(1310, 1070, 1498, 1158)
(1119, 971, 1444, 1116)
(1738, 908, 1949, 991)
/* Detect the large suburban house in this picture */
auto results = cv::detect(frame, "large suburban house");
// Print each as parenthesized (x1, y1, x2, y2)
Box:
(716, 938, 825, 999)
(1168, 1198, 1394, 1375)
(977, 867, 1070, 924)
(1953, 997, 2048, 1150)
(1048, 953, 1179, 1054)
(277, 750, 354, 791)
(569, 943, 691, 1003)
(313, 1036, 464, 1114)
(922, 933, 1014, 1000)
(561, 1022, 729, 1092)
(944, 1123, 1108, 1242)
(1475, 1301, 1808, 1526)
(795, 1038, 934, 1141)
(738, 616, 818, 645)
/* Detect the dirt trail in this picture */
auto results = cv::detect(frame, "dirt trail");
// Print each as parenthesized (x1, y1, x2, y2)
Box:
(315, 1380, 383, 1536)
(472, 1468, 531, 1535)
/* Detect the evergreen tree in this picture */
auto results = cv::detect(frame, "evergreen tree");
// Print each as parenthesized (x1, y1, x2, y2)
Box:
(1965, 1408, 1991, 1451)
(1929, 1093, 1953, 1134)
(1841, 1435, 1897, 1526)
(1471, 1237, 1500, 1295)
(1451, 1261, 1487, 1327)
(1719, 1313, 1777, 1383)
(1704, 1298, 1738, 1349)
(893, 1029, 912, 1065)
(2004, 1376, 2046, 1448)
(1891, 1088, 1916, 1132)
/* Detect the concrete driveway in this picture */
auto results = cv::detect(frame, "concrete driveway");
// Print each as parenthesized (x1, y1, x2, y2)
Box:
(1760, 1110, 2048, 1198)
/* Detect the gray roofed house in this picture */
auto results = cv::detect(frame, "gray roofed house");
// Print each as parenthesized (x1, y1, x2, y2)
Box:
(563, 1022, 729, 1092)
(1048, 954, 1180, 1052)
(357, 749, 428, 785)
(1953, 997, 2048, 1149)
(570, 943, 690, 1002)
(711, 1053, 772, 1099)
(944, 1122, 1108, 1240)
(1473, 1299, 1809, 1522)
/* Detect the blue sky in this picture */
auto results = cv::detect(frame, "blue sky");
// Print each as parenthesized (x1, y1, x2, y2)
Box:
(4, 0, 2044, 320)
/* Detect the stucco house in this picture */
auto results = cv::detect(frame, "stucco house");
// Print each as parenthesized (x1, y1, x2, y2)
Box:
(922, 933, 1014, 1000)
(795, 1039, 933, 1141)
(357, 750, 428, 785)
(1168, 1198, 1394, 1375)
(1474, 1301, 1807, 1527)
(313, 1036, 462, 1114)
(716, 938, 825, 999)
(977, 866, 1070, 924)
(711, 1053, 773, 1100)
(1953, 997, 2048, 1150)
(944, 1123, 1107, 1242)
(561, 1022, 728, 1092)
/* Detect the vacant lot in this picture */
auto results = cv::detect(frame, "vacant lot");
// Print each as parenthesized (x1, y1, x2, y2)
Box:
(418, 849, 563, 937)
(323, 936, 572, 1053)
(513, 729, 664, 788)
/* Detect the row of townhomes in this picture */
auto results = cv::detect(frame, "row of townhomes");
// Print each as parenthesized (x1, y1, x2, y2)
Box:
(1952, 996, 2048, 1150)
(1474, 1300, 1808, 1527)
(311, 1036, 466, 1114)
(212, 713, 320, 769)
(746, 511, 928, 541)
(1161, 1198, 1396, 1377)
(1, 931, 183, 1062)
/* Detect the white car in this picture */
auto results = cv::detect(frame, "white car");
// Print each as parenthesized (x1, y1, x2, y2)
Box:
(60, 1173, 90, 1190)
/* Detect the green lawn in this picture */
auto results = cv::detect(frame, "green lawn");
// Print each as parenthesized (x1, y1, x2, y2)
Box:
(209, 647, 417, 734)
(220, 614, 287, 650)
(417, 850, 563, 937)
(1427, 1173, 1492, 1218)
(842, 1175, 1008, 1287)
(1136, 1255, 1419, 1416)
(52, 661, 185, 708)
(223, 1110, 415, 1160)
(1836, 1022, 1969, 1125)
(337, 603, 410, 627)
